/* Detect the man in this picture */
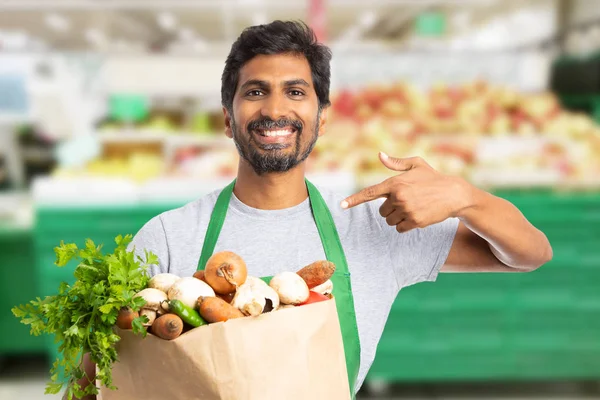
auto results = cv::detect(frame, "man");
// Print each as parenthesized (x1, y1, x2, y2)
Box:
(71, 20, 552, 399)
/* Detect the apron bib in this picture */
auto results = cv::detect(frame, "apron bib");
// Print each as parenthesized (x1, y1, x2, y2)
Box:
(197, 179, 361, 397)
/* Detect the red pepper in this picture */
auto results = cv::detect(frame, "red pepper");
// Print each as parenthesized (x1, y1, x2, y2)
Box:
(299, 291, 329, 306)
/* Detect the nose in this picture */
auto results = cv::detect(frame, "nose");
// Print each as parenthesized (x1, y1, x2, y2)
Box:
(260, 92, 289, 120)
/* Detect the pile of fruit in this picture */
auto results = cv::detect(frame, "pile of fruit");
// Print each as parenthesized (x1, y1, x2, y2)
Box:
(307, 80, 600, 185)
(326, 80, 598, 138)
(53, 152, 166, 183)
(120, 251, 335, 341)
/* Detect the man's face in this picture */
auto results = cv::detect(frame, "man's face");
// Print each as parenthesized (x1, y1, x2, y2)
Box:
(224, 53, 327, 175)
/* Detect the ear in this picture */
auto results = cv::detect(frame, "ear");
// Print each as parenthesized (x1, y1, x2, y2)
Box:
(317, 106, 329, 137)
(223, 107, 233, 139)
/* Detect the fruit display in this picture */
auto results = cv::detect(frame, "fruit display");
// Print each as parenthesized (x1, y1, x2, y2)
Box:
(52, 152, 166, 183)
(11, 235, 335, 399)
(308, 80, 600, 187)
(50, 80, 600, 189)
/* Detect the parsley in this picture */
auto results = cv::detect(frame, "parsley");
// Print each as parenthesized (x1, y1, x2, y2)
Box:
(12, 234, 156, 399)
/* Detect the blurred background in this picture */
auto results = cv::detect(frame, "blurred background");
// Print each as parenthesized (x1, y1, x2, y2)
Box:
(1, 0, 599, 399)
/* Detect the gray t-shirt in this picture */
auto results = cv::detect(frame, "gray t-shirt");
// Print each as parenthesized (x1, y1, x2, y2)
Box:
(129, 183, 459, 393)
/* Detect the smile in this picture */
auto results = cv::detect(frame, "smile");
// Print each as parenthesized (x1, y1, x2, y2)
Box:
(253, 127, 296, 137)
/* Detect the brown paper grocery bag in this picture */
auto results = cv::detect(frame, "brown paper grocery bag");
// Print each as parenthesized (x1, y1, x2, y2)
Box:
(99, 299, 351, 400)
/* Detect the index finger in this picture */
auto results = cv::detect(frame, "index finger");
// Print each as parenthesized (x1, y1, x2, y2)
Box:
(341, 181, 391, 209)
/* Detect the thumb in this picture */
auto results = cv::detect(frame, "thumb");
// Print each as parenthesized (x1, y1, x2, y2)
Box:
(379, 152, 414, 172)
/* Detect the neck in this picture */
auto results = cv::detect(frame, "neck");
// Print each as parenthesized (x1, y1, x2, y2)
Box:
(233, 161, 308, 210)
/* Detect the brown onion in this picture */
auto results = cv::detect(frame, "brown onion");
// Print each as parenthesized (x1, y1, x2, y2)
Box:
(204, 251, 248, 295)
(193, 270, 206, 282)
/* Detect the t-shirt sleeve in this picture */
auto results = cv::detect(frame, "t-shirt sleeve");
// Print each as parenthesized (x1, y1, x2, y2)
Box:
(370, 201, 459, 288)
(128, 215, 170, 277)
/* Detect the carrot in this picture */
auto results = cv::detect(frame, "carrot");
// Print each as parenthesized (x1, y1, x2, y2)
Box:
(197, 296, 244, 323)
(115, 307, 139, 330)
(151, 314, 184, 340)
(296, 261, 336, 288)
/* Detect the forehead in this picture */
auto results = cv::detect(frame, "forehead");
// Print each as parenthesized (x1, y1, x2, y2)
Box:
(237, 53, 313, 87)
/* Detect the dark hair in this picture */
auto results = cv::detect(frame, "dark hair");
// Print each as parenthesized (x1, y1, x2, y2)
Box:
(221, 20, 332, 112)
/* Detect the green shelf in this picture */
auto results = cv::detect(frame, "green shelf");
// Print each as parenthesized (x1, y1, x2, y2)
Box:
(0, 225, 47, 355)
(366, 189, 600, 382)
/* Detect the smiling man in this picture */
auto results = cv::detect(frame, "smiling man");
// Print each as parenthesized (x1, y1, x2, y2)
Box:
(71, 20, 552, 400)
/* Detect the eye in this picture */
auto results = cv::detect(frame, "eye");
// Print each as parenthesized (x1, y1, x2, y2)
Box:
(289, 90, 305, 97)
(246, 89, 264, 97)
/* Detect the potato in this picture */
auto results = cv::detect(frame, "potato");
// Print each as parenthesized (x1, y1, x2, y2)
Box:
(296, 261, 336, 288)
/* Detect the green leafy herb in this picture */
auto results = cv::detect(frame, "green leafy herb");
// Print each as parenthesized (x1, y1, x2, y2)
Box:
(12, 234, 156, 399)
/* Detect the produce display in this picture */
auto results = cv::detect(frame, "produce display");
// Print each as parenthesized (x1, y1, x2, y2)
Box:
(308, 80, 600, 186)
(11, 235, 335, 400)
(53, 152, 166, 183)
(47, 80, 600, 188)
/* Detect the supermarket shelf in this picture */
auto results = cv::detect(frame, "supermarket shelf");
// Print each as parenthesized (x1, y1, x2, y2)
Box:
(30, 172, 357, 206)
(31, 176, 140, 207)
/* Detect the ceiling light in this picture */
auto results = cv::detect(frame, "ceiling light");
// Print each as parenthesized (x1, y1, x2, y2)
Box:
(157, 11, 177, 31)
(45, 13, 70, 32)
(359, 11, 377, 29)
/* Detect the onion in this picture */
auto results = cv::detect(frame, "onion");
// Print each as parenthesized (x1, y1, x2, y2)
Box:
(167, 277, 215, 309)
(193, 270, 206, 282)
(204, 251, 248, 294)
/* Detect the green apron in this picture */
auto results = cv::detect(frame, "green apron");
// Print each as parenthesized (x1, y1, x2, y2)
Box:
(196, 178, 361, 397)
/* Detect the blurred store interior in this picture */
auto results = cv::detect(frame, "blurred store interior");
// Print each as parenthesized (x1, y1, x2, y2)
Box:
(1, 0, 600, 399)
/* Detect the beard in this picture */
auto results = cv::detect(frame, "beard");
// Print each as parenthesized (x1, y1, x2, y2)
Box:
(230, 110, 321, 176)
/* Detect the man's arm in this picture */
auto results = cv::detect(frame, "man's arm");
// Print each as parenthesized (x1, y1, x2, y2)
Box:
(443, 187, 552, 272)
(341, 152, 553, 273)
(62, 353, 96, 400)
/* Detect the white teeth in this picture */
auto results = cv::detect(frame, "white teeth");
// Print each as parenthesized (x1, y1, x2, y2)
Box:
(262, 130, 293, 137)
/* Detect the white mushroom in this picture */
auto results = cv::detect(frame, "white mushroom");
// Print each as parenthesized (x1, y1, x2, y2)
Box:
(231, 276, 280, 316)
(167, 277, 215, 310)
(133, 288, 168, 326)
(148, 273, 181, 294)
(269, 272, 309, 305)
(312, 279, 333, 296)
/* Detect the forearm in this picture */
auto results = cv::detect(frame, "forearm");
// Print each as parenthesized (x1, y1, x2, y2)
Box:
(456, 182, 553, 270)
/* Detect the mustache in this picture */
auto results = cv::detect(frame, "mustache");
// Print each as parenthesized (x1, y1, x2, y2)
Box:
(247, 117, 303, 133)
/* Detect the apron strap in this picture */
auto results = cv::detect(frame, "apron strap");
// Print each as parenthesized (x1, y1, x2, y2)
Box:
(197, 179, 236, 271)
(305, 179, 349, 273)
(306, 179, 361, 393)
